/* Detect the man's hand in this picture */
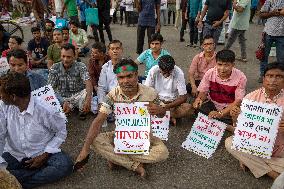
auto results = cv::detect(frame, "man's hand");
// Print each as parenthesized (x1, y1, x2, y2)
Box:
(212, 20, 221, 28)
(230, 106, 241, 119)
(146, 103, 166, 116)
(25, 153, 50, 169)
(193, 98, 202, 109)
(74, 148, 90, 171)
(208, 111, 223, 119)
(63, 101, 72, 113)
(191, 86, 198, 97)
(271, 9, 281, 17)
(82, 97, 91, 112)
(156, 24, 161, 33)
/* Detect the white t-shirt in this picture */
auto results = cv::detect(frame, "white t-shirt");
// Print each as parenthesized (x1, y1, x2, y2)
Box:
(124, 0, 134, 11)
(144, 65, 187, 102)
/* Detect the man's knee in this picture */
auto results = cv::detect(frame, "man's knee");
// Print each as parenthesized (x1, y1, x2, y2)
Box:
(225, 136, 233, 152)
(48, 152, 73, 175)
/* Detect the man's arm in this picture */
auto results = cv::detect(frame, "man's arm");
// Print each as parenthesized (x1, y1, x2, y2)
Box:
(0, 104, 7, 168)
(155, 3, 161, 32)
(233, 0, 244, 13)
(81, 30, 89, 48)
(198, 4, 208, 23)
(82, 79, 93, 112)
(260, 0, 281, 19)
(212, 10, 229, 28)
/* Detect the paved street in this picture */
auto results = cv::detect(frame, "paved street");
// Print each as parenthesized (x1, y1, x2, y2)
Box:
(22, 22, 274, 189)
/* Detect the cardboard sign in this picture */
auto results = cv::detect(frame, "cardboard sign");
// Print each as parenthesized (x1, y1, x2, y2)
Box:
(232, 99, 283, 159)
(151, 111, 170, 141)
(0, 57, 9, 76)
(182, 113, 227, 159)
(114, 102, 151, 155)
(32, 85, 66, 120)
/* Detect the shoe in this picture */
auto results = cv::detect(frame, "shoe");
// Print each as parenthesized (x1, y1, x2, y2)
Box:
(79, 112, 87, 120)
(180, 38, 185, 42)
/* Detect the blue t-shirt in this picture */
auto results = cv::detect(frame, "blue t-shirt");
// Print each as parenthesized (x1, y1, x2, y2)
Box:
(138, 0, 161, 27)
(137, 48, 170, 76)
(27, 37, 49, 60)
(76, 0, 97, 21)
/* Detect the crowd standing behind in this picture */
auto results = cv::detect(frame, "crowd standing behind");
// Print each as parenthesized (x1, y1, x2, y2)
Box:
(0, 0, 284, 188)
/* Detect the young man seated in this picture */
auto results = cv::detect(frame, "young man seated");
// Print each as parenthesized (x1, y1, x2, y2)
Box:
(48, 43, 93, 120)
(69, 20, 89, 57)
(192, 49, 247, 131)
(76, 59, 169, 177)
(0, 72, 73, 189)
(47, 29, 65, 69)
(225, 63, 284, 180)
(144, 55, 192, 125)
(187, 35, 216, 97)
(7, 49, 46, 91)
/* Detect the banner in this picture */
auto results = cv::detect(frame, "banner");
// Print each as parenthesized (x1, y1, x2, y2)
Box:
(151, 111, 170, 141)
(114, 102, 151, 155)
(232, 99, 282, 159)
(31, 85, 66, 120)
(182, 113, 227, 159)
(0, 57, 9, 76)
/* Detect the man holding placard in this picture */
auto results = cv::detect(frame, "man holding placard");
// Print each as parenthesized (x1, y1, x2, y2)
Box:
(226, 63, 284, 180)
(192, 49, 247, 132)
(76, 59, 169, 177)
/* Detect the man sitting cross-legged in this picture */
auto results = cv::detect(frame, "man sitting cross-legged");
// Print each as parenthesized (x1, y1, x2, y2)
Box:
(0, 72, 73, 189)
(76, 59, 169, 177)
(144, 55, 192, 126)
(192, 49, 247, 132)
(225, 63, 284, 180)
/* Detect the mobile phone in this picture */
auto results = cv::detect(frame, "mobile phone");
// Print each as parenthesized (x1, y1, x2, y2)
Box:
(73, 154, 90, 172)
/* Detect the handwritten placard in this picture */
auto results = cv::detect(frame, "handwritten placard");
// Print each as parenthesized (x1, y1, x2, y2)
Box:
(182, 113, 227, 159)
(232, 99, 282, 159)
(114, 102, 151, 155)
(151, 111, 170, 140)
(31, 85, 66, 120)
(0, 57, 9, 76)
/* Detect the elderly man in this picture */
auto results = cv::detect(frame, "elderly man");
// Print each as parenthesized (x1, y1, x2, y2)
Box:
(0, 72, 73, 189)
(226, 63, 284, 180)
(76, 59, 169, 177)
(48, 43, 93, 120)
(145, 55, 192, 126)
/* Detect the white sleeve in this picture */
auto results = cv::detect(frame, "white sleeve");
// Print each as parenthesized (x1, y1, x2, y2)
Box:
(0, 103, 7, 166)
(97, 66, 107, 104)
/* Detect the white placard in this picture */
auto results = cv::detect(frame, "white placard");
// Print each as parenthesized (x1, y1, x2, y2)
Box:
(0, 57, 9, 76)
(31, 85, 66, 120)
(151, 111, 170, 140)
(232, 99, 282, 159)
(182, 113, 227, 159)
(114, 102, 151, 155)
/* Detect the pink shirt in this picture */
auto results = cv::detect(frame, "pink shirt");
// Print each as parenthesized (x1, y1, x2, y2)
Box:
(189, 52, 216, 81)
(245, 88, 284, 157)
(198, 67, 247, 110)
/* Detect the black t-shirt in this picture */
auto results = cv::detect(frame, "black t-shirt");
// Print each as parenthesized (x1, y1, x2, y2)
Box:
(0, 32, 10, 54)
(27, 37, 49, 60)
(205, 0, 232, 25)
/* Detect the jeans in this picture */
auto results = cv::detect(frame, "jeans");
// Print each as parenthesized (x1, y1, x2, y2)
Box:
(203, 22, 223, 45)
(3, 152, 73, 189)
(136, 25, 155, 54)
(224, 28, 247, 59)
(189, 17, 198, 45)
(120, 6, 126, 24)
(260, 35, 284, 76)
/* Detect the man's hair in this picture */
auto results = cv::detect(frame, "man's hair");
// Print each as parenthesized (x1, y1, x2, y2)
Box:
(108, 40, 122, 48)
(150, 33, 163, 43)
(53, 28, 63, 34)
(113, 58, 138, 73)
(69, 20, 80, 27)
(61, 26, 69, 31)
(0, 72, 31, 97)
(7, 49, 28, 64)
(216, 49, 235, 63)
(203, 35, 214, 42)
(9, 36, 23, 45)
(92, 42, 106, 53)
(61, 43, 76, 55)
(45, 19, 55, 27)
(31, 26, 41, 33)
(264, 62, 284, 76)
(158, 55, 175, 71)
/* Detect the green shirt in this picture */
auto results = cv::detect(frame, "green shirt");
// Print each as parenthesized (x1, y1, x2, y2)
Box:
(64, 0, 78, 17)
(47, 44, 61, 63)
(230, 0, 251, 30)
(69, 28, 88, 47)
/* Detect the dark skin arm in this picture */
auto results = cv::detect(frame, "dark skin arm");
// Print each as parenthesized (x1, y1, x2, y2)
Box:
(260, 9, 281, 19)
(25, 152, 50, 169)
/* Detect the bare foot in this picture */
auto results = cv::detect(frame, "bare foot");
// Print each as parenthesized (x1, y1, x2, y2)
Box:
(239, 161, 247, 172)
(267, 171, 280, 180)
(135, 163, 146, 178)
(170, 117, 177, 126)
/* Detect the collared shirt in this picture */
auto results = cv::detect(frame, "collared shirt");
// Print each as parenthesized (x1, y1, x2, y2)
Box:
(230, 0, 251, 31)
(137, 48, 170, 76)
(244, 88, 284, 157)
(69, 28, 88, 48)
(0, 96, 67, 165)
(187, 0, 202, 18)
(26, 70, 47, 91)
(261, 0, 284, 36)
(198, 67, 247, 110)
(48, 61, 90, 98)
(138, 0, 161, 27)
(97, 60, 118, 103)
(189, 51, 216, 81)
(100, 83, 158, 115)
(144, 65, 187, 101)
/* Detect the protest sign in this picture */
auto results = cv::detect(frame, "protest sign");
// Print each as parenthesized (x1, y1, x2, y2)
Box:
(114, 102, 151, 155)
(151, 111, 170, 141)
(0, 57, 9, 76)
(32, 85, 66, 120)
(182, 113, 227, 159)
(232, 99, 282, 159)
